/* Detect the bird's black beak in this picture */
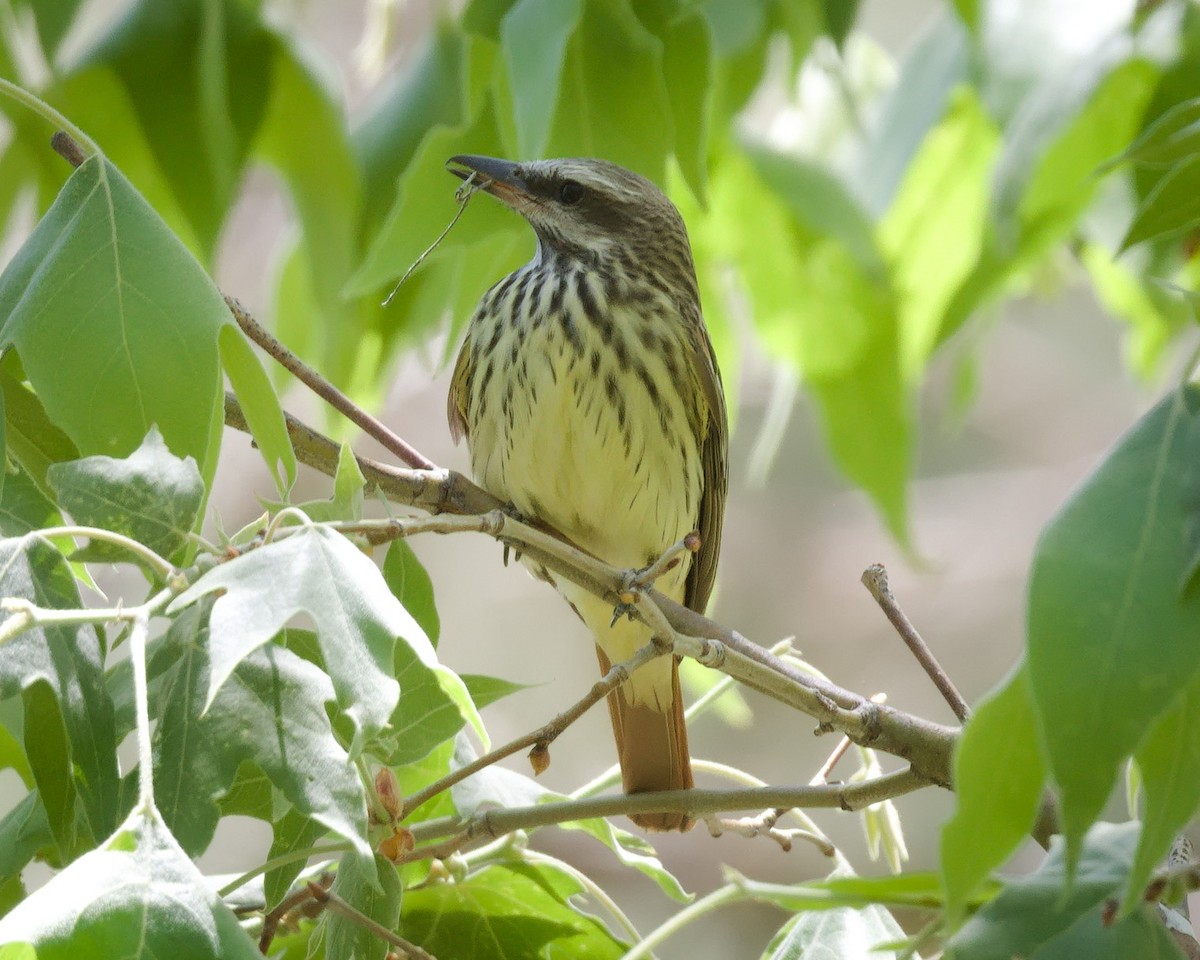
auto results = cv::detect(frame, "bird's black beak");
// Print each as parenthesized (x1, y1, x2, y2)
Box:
(446, 154, 530, 204)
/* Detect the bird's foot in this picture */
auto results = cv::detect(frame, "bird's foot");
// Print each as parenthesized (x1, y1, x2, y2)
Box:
(500, 502, 528, 566)
(610, 531, 703, 627)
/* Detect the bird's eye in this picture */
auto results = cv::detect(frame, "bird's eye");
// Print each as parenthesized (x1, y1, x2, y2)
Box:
(559, 180, 585, 205)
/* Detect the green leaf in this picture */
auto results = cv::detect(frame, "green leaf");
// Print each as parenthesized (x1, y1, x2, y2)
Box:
(46, 426, 203, 566)
(0, 536, 120, 849)
(74, 0, 273, 261)
(400, 863, 627, 960)
(461, 673, 531, 710)
(941, 663, 1045, 925)
(0, 468, 62, 540)
(0, 791, 52, 886)
(545, 0, 672, 182)
(284, 444, 365, 522)
(660, 10, 713, 202)
(1112, 97, 1200, 169)
(17, 0, 85, 59)
(383, 540, 440, 647)
(0, 807, 262, 959)
(322, 852, 402, 960)
(0, 155, 229, 486)
(0, 364, 79, 498)
(219, 326, 296, 495)
(696, 149, 910, 540)
(21, 683, 76, 861)
(151, 602, 370, 862)
(947, 822, 1177, 960)
(263, 809, 327, 911)
(1124, 668, 1200, 914)
(1120, 155, 1200, 251)
(878, 87, 999, 378)
(169, 525, 477, 756)
(737, 869, 959, 912)
(500, 0, 584, 159)
(1027, 905, 1185, 959)
(760, 891, 904, 959)
(1027, 387, 1200, 862)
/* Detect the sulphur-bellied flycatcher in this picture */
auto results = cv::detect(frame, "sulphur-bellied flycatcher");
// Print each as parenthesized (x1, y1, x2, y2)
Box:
(446, 155, 728, 831)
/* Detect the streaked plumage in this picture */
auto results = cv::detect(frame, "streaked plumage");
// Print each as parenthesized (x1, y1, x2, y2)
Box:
(446, 155, 727, 830)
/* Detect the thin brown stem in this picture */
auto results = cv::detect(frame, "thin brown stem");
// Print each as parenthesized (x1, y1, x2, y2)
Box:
(258, 873, 333, 954)
(400, 640, 665, 819)
(861, 564, 970, 723)
(224, 297, 436, 471)
(305, 882, 437, 960)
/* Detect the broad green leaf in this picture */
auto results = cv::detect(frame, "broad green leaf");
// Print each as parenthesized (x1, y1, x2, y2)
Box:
(46, 426, 203, 566)
(16, 0, 85, 59)
(941, 663, 1045, 925)
(1120, 155, 1200, 250)
(736, 869, 961, 912)
(0, 536, 120, 850)
(0, 155, 228, 486)
(546, 0, 672, 182)
(947, 822, 1174, 960)
(219, 326, 296, 495)
(1028, 387, 1200, 861)
(322, 852, 401, 960)
(383, 539, 440, 646)
(500, 0, 584, 159)
(0, 807, 261, 959)
(376, 646, 477, 764)
(0, 941, 33, 959)
(21, 683, 76, 861)
(878, 87, 998, 378)
(74, 0, 272, 261)
(169, 524, 478, 755)
(695, 150, 909, 539)
(400, 863, 626, 960)
(1123, 669, 1200, 914)
(1027, 905, 1185, 960)
(151, 603, 370, 862)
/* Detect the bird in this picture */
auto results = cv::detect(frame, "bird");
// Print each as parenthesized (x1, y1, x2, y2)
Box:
(445, 154, 728, 831)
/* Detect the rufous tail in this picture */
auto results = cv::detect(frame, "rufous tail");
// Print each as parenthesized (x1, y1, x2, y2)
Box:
(597, 647, 694, 831)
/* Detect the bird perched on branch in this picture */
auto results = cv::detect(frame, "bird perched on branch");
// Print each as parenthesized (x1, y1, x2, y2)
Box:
(446, 154, 728, 831)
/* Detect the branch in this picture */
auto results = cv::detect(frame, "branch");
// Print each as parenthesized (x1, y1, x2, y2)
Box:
(861, 563, 969, 722)
(306, 881, 437, 960)
(223, 393, 959, 787)
(399, 640, 666, 818)
(405, 769, 927, 848)
(225, 297, 436, 471)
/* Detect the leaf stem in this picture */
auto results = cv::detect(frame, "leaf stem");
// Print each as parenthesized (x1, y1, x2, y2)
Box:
(521, 848, 642, 942)
(130, 610, 155, 812)
(621, 882, 746, 960)
(0, 78, 100, 156)
(36, 525, 176, 580)
(217, 841, 353, 898)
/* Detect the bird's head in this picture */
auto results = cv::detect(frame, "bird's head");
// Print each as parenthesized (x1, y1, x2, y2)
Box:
(447, 155, 696, 288)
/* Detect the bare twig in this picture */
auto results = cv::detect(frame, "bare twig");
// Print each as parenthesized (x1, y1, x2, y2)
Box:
(405, 769, 928, 849)
(382, 172, 489, 306)
(224, 297, 437, 471)
(306, 882, 437, 960)
(399, 640, 667, 819)
(861, 564, 970, 723)
(703, 814, 834, 855)
(259, 872, 333, 953)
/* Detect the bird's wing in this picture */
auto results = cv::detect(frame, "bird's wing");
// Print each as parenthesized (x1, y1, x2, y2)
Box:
(447, 334, 473, 445)
(683, 305, 728, 616)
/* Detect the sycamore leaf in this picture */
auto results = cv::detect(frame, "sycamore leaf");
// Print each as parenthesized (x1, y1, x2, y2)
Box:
(0, 536, 120, 854)
(151, 603, 370, 863)
(46, 427, 203, 565)
(168, 524, 478, 755)
(0, 807, 261, 959)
